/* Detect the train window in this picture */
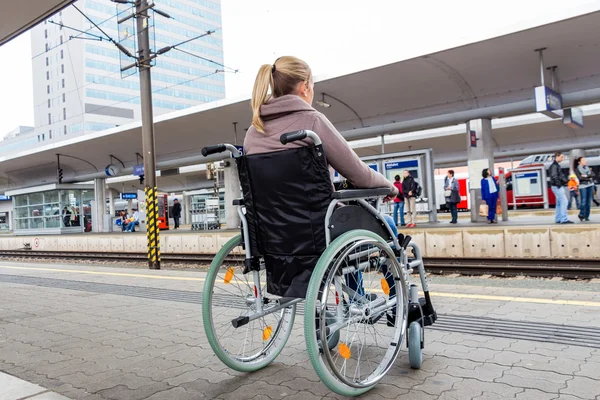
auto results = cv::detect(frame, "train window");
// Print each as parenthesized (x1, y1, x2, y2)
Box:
(534, 156, 541, 162)
(505, 175, 512, 191)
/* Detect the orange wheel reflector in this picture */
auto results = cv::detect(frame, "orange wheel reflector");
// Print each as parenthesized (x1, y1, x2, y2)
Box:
(223, 267, 235, 284)
(262, 326, 273, 341)
(381, 278, 390, 295)
(338, 343, 351, 359)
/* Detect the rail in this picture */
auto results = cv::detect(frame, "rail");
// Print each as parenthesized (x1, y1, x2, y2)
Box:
(0, 250, 599, 279)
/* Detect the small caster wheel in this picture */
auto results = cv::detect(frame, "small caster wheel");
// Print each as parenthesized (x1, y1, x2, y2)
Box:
(408, 321, 423, 369)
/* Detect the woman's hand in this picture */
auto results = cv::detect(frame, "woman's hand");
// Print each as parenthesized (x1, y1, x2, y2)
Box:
(383, 186, 399, 203)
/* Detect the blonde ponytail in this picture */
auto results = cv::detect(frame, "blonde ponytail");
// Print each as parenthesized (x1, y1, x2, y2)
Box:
(251, 64, 274, 134)
(250, 56, 312, 134)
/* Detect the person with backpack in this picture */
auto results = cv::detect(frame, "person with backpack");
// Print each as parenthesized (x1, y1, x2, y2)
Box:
(392, 175, 405, 227)
(402, 170, 418, 227)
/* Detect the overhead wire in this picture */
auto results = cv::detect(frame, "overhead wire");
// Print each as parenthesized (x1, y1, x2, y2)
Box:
(31, 7, 128, 60)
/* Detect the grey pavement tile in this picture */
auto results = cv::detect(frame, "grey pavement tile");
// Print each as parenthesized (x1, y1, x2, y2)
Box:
(28, 392, 72, 400)
(495, 366, 570, 392)
(130, 363, 196, 382)
(514, 389, 558, 400)
(280, 377, 339, 398)
(144, 387, 210, 400)
(560, 376, 600, 399)
(411, 373, 463, 396)
(95, 382, 172, 400)
(453, 379, 524, 398)
(576, 360, 600, 380)
(439, 360, 509, 381)
(218, 380, 299, 400)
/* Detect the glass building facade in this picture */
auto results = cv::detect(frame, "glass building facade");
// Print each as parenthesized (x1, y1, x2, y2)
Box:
(10, 0, 224, 156)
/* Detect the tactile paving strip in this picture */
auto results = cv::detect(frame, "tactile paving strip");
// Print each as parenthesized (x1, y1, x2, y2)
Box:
(1, 274, 599, 349)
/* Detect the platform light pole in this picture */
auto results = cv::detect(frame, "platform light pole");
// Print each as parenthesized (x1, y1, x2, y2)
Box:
(79, 0, 221, 269)
(112, 0, 164, 269)
(136, 0, 160, 270)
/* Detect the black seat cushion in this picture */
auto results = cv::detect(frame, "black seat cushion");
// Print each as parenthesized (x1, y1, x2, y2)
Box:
(236, 144, 333, 297)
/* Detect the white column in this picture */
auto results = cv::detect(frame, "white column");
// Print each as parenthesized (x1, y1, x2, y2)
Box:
(224, 160, 241, 229)
(93, 178, 107, 232)
(466, 119, 494, 222)
(108, 189, 115, 218)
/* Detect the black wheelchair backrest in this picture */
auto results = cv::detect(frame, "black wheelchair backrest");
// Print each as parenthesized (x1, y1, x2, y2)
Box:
(236, 144, 333, 297)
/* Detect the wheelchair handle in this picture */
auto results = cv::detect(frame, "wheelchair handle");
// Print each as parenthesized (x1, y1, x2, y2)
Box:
(280, 130, 322, 146)
(202, 144, 242, 158)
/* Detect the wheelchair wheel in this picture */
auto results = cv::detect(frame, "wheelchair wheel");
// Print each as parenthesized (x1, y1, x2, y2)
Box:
(304, 230, 408, 397)
(408, 321, 423, 369)
(202, 234, 296, 372)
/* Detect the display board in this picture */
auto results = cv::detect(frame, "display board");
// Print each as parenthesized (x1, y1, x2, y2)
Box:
(467, 159, 490, 189)
(514, 171, 542, 197)
(383, 159, 420, 184)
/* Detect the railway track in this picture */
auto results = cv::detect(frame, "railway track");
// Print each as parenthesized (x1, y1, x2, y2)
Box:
(0, 250, 599, 279)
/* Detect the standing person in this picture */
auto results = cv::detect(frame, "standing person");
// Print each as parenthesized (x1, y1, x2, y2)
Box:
(480, 168, 499, 224)
(62, 206, 71, 227)
(126, 209, 140, 232)
(548, 152, 572, 224)
(402, 170, 418, 228)
(574, 157, 595, 222)
(567, 174, 580, 210)
(593, 185, 600, 207)
(172, 198, 182, 229)
(444, 170, 460, 224)
(392, 175, 405, 227)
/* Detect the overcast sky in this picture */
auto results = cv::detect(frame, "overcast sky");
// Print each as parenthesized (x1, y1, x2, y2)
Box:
(0, 0, 598, 136)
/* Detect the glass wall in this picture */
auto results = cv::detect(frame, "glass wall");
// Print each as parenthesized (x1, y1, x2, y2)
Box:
(13, 189, 88, 231)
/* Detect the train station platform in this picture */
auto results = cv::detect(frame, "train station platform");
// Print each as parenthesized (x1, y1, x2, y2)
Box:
(0, 210, 598, 260)
(0, 261, 599, 400)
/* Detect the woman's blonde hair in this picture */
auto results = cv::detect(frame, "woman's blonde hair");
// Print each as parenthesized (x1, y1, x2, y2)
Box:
(251, 56, 312, 133)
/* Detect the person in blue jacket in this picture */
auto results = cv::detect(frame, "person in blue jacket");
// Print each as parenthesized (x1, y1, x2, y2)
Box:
(481, 168, 499, 224)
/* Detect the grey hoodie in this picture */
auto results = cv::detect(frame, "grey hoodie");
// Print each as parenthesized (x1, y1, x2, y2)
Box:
(244, 95, 396, 194)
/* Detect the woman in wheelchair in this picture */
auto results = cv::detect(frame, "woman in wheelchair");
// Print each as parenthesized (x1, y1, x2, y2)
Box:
(201, 56, 435, 397)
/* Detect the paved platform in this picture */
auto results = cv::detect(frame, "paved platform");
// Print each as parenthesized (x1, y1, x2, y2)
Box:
(1, 261, 599, 399)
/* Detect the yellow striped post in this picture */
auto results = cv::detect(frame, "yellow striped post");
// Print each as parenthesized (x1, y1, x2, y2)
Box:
(145, 186, 161, 269)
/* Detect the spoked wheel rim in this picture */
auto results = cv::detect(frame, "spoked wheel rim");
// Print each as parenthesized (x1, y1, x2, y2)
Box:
(203, 235, 295, 371)
(316, 235, 408, 389)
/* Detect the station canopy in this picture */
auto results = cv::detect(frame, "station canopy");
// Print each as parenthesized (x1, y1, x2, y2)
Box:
(0, 0, 75, 46)
(1, 10, 600, 189)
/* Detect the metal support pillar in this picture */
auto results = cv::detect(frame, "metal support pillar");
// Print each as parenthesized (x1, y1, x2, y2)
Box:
(93, 178, 106, 233)
(466, 119, 494, 222)
(224, 161, 241, 229)
(498, 168, 508, 222)
(424, 149, 438, 223)
(136, 0, 160, 269)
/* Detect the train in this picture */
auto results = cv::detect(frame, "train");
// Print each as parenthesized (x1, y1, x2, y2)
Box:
(436, 154, 600, 212)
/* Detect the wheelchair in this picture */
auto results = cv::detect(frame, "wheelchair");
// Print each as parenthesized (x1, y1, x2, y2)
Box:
(201, 130, 437, 397)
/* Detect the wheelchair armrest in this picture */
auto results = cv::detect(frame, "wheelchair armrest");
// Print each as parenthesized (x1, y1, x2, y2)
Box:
(332, 187, 392, 200)
(232, 198, 244, 206)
